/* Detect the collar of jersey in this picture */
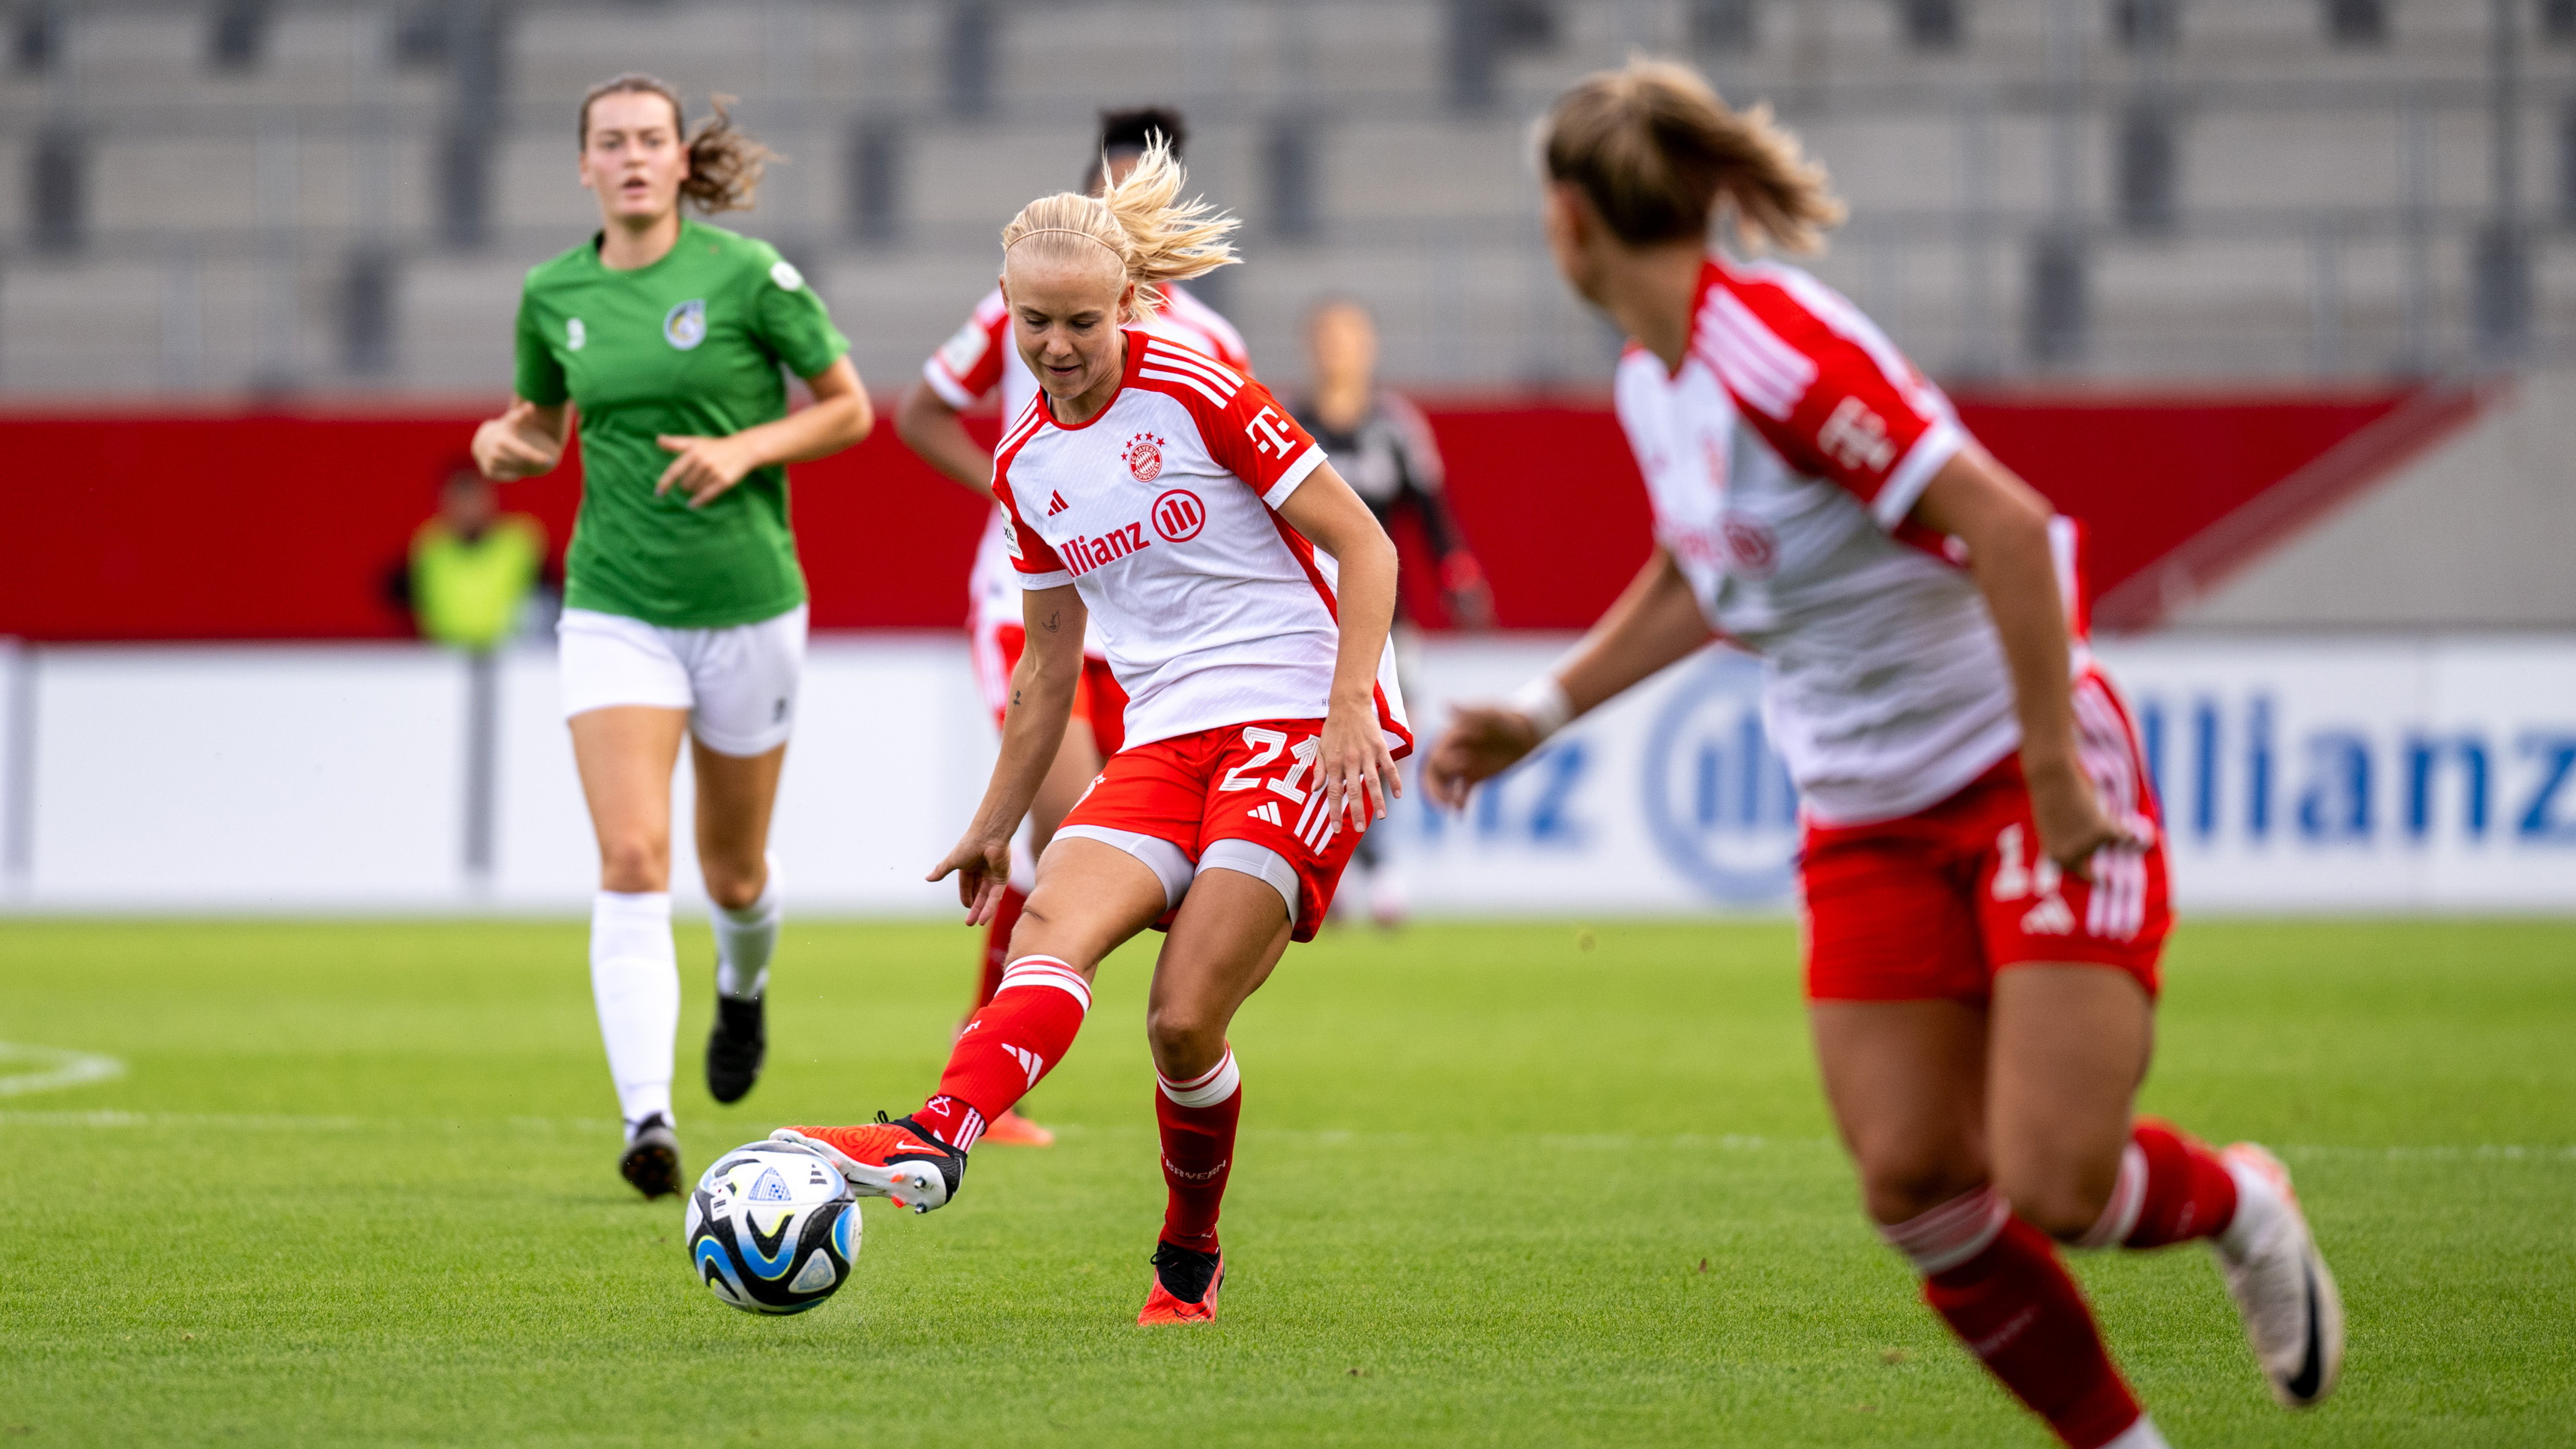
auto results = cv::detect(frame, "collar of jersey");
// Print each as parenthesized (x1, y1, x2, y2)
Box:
(1037, 328, 1150, 433)
(1653, 255, 1727, 382)
(587, 216, 699, 279)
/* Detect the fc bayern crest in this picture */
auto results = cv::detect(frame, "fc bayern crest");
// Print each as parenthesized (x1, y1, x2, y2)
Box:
(664, 298, 708, 351)
(1123, 433, 1167, 483)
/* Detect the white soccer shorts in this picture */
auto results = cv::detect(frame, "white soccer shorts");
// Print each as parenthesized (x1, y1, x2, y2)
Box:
(557, 604, 807, 758)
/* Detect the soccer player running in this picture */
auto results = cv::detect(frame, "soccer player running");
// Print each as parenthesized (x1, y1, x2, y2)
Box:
(1289, 298, 1494, 926)
(1426, 61, 2338, 1448)
(893, 107, 1251, 1148)
(777, 138, 1407, 1324)
(469, 75, 872, 1198)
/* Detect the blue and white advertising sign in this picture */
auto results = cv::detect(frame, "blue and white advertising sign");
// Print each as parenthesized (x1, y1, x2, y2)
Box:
(1395, 635, 2576, 915)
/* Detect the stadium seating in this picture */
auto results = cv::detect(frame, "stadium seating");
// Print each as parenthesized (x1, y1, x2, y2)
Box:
(0, 0, 2563, 396)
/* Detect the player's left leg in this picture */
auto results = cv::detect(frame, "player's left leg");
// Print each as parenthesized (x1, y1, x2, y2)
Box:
(1135, 867, 1294, 1323)
(1992, 966, 2342, 1409)
(692, 738, 787, 1105)
(680, 603, 803, 1106)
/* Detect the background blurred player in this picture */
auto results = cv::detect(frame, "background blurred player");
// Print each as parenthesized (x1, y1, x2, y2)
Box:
(394, 464, 552, 652)
(1289, 297, 1492, 926)
(468, 73, 872, 1198)
(893, 106, 1251, 1146)
(778, 139, 1407, 1324)
(1426, 61, 2340, 1448)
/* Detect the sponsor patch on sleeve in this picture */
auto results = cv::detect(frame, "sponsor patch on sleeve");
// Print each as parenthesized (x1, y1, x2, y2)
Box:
(770, 259, 805, 292)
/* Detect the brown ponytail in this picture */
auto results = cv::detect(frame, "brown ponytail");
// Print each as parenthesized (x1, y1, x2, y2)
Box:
(578, 73, 774, 215)
(1539, 58, 1844, 253)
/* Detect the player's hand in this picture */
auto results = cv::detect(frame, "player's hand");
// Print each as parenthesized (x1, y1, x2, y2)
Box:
(926, 831, 1014, 926)
(2024, 755, 2148, 882)
(472, 401, 558, 481)
(1422, 704, 1543, 810)
(654, 433, 759, 508)
(1318, 696, 1402, 835)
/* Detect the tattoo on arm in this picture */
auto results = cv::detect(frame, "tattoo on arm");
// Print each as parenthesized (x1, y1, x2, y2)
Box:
(1043, 611, 1061, 633)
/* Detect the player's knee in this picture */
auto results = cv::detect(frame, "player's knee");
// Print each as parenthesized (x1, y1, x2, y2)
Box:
(1144, 1001, 1224, 1067)
(1856, 1145, 1985, 1226)
(597, 836, 670, 894)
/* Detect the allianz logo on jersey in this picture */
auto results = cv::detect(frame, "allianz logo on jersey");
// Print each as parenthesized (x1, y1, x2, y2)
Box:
(1055, 488, 1209, 576)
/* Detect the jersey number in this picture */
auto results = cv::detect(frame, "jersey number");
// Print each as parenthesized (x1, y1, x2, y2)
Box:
(1220, 726, 1320, 803)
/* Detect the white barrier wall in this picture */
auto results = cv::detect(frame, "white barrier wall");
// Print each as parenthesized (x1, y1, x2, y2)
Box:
(3, 633, 2572, 914)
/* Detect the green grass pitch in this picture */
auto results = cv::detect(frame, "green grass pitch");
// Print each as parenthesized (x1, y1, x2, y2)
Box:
(1, 917, 2570, 1446)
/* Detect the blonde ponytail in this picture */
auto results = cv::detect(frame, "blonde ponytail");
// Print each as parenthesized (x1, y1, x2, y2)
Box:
(1540, 58, 1844, 253)
(1001, 135, 1239, 322)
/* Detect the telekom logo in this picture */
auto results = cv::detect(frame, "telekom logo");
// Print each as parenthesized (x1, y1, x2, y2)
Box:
(1152, 489, 1207, 543)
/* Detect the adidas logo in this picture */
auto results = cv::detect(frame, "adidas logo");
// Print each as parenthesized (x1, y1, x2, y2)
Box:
(1004, 1044, 1046, 1090)
(1045, 490, 1070, 516)
(2020, 894, 2077, 936)
(1248, 801, 1283, 826)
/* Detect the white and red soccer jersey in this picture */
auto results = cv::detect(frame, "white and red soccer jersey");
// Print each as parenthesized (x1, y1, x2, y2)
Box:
(990, 329, 1411, 756)
(923, 283, 1252, 691)
(1614, 256, 2015, 826)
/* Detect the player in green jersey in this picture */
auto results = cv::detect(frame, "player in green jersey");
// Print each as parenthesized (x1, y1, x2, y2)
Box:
(469, 74, 873, 1199)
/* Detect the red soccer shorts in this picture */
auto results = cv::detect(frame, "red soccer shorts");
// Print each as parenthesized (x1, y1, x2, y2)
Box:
(991, 622, 1129, 756)
(1055, 718, 1364, 942)
(1800, 670, 2170, 1003)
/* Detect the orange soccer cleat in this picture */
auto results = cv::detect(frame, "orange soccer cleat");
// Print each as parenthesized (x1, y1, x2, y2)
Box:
(770, 1114, 965, 1214)
(980, 1109, 1057, 1148)
(1137, 1242, 1224, 1325)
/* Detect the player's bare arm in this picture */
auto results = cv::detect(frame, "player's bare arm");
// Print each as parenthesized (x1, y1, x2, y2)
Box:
(892, 381, 997, 498)
(656, 355, 874, 508)
(1908, 445, 2135, 877)
(1424, 545, 1713, 808)
(1275, 460, 1402, 832)
(928, 582, 1087, 923)
(471, 397, 570, 481)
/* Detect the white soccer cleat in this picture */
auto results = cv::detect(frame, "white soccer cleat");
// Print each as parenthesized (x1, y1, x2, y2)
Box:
(2212, 1142, 2343, 1408)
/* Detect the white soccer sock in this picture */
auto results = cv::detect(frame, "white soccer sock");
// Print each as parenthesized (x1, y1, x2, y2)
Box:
(712, 858, 781, 1001)
(591, 890, 679, 1133)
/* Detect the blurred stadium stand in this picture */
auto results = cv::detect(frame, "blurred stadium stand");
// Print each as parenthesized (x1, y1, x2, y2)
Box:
(0, 0, 2569, 638)
(0, 0, 2566, 392)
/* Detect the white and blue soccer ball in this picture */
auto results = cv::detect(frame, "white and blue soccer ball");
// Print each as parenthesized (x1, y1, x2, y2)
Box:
(686, 1139, 859, 1314)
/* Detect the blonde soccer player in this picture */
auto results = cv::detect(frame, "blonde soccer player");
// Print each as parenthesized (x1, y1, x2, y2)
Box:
(470, 74, 872, 1198)
(893, 106, 1252, 1148)
(774, 139, 1406, 1324)
(1426, 61, 2339, 1448)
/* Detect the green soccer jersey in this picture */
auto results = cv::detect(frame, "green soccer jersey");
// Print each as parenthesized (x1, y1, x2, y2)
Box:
(513, 219, 850, 629)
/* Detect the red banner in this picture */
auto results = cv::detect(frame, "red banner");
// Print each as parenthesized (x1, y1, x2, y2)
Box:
(0, 388, 2442, 642)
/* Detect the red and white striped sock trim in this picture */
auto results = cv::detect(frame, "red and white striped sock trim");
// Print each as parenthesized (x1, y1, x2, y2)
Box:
(923, 1095, 986, 1153)
(2072, 1143, 2149, 1250)
(1880, 1185, 2011, 1277)
(997, 954, 1091, 1013)
(1156, 1048, 1240, 1109)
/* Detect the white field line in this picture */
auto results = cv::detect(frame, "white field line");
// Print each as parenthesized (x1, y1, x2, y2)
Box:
(0, 1040, 126, 1097)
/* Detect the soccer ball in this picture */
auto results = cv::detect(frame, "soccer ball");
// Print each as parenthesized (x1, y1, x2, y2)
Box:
(685, 1139, 860, 1314)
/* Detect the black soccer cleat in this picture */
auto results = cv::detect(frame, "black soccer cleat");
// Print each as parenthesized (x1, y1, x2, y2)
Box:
(1140, 1241, 1225, 1323)
(619, 1113, 681, 1199)
(705, 993, 767, 1104)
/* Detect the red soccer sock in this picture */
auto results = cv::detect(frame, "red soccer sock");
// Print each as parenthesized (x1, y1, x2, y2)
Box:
(2115, 1118, 2239, 1249)
(1155, 1048, 1241, 1251)
(968, 885, 1027, 1015)
(918, 954, 1090, 1152)
(1885, 1188, 2144, 1449)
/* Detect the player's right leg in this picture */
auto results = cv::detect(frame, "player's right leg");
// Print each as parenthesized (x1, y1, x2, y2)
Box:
(566, 699, 691, 1199)
(780, 837, 1173, 1211)
(974, 703, 1104, 1148)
